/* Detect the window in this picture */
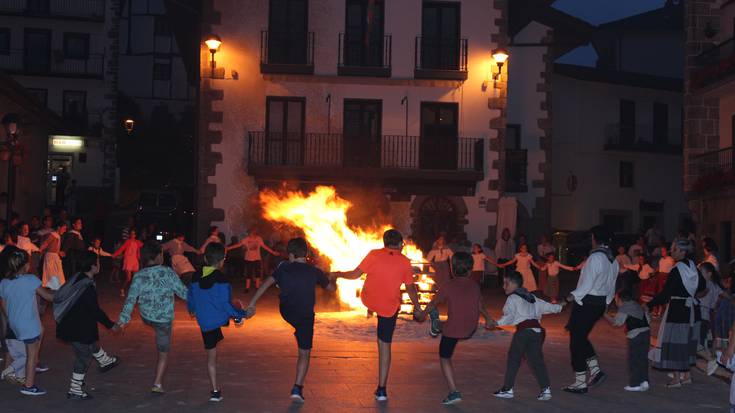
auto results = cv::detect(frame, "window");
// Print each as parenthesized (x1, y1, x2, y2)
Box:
(420, 102, 459, 170)
(343, 99, 382, 167)
(267, 0, 309, 65)
(343, 0, 385, 67)
(153, 62, 171, 81)
(600, 211, 630, 234)
(619, 99, 635, 145)
(62, 90, 87, 120)
(0, 28, 9, 55)
(619, 161, 634, 188)
(26, 88, 47, 106)
(63, 33, 89, 59)
(265, 96, 305, 165)
(421, 2, 460, 70)
(154, 15, 169, 36)
(653, 102, 668, 145)
(23, 29, 51, 73)
(505, 124, 521, 150)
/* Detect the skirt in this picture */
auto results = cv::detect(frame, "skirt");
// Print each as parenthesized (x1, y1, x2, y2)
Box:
(42, 252, 65, 287)
(171, 254, 195, 276)
(518, 268, 538, 292)
(432, 260, 451, 288)
(123, 257, 140, 273)
(649, 298, 699, 371)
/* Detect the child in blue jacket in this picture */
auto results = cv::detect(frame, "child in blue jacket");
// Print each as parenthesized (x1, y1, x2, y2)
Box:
(187, 242, 246, 403)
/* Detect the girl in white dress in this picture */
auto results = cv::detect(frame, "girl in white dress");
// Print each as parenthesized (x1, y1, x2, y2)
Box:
(498, 244, 538, 291)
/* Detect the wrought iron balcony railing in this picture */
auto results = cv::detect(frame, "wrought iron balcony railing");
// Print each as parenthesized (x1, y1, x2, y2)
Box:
(259, 30, 315, 75)
(414, 36, 468, 80)
(0, 0, 105, 20)
(247, 132, 483, 172)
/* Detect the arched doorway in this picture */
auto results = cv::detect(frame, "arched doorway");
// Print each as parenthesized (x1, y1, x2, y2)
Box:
(414, 196, 459, 252)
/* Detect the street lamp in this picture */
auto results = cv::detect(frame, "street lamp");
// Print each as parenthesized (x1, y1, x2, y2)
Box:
(491, 47, 509, 81)
(1, 113, 20, 223)
(204, 34, 222, 79)
(124, 118, 135, 135)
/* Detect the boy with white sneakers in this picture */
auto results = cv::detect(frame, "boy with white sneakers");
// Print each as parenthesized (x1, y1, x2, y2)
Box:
(604, 289, 651, 392)
(491, 271, 563, 401)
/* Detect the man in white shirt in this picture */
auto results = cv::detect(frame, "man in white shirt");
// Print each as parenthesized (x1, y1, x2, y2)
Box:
(563, 226, 619, 394)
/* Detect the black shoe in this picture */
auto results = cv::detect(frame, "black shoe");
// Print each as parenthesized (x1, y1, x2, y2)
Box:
(209, 390, 223, 402)
(588, 371, 607, 388)
(290, 385, 305, 403)
(67, 392, 93, 400)
(99, 357, 120, 373)
(562, 386, 588, 394)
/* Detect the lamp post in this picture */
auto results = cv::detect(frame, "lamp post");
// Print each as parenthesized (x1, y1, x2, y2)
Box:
(2, 113, 20, 223)
(204, 34, 222, 79)
(491, 47, 509, 82)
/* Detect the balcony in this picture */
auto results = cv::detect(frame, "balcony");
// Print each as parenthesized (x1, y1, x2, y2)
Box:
(691, 146, 735, 194)
(504, 149, 528, 193)
(247, 132, 485, 196)
(603, 123, 682, 154)
(414, 36, 468, 81)
(692, 38, 735, 90)
(337, 33, 391, 77)
(0, 49, 104, 78)
(259, 30, 314, 75)
(0, 0, 105, 21)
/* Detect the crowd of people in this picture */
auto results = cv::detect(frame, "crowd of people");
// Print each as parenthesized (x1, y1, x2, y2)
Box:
(0, 208, 733, 408)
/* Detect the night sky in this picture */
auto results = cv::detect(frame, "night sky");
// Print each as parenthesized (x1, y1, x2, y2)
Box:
(553, 0, 668, 66)
(553, 0, 667, 25)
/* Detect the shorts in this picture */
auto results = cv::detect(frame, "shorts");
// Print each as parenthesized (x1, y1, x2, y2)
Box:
(201, 328, 224, 350)
(284, 313, 315, 350)
(439, 336, 460, 359)
(22, 336, 41, 345)
(377, 312, 398, 343)
(143, 319, 172, 353)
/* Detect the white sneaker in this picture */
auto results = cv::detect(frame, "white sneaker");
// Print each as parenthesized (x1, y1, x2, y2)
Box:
(537, 387, 552, 401)
(493, 387, 514, 399)
(707, 360, 719, 376)
(624, 381, 649, 392)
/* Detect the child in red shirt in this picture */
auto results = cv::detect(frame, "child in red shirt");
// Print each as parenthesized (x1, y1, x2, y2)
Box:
(420, 252, 492, 405)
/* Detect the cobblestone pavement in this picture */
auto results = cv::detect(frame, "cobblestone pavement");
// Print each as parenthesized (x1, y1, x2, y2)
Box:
(0, 282, 730, 413)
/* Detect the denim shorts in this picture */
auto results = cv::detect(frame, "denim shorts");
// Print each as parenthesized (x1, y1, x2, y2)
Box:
(143, 319, 172, 353)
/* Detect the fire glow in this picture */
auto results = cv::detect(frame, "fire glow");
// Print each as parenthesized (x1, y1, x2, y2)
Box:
(259, 186, 434, 312)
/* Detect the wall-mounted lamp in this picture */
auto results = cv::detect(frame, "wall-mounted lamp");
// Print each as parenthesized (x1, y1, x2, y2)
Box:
(492, 47, 509, 81)
(123, 118, 135, 135)
(482, 48, 510, 92)
(204, 34, 222, 79)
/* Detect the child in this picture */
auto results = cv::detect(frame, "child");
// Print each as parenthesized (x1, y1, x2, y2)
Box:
(113, 229, 143, 297)
(39, 220, 67, 287)
(116, 240, 188, 394)
(0, 246, 54, 395)
(470, 244, 489, 284)
(491, 270, 563, 401)
(699, 263, 730, 358)
(625, 255, 656, 302)
(54, 251, 120, 400)
(246, 238, 335, 403)
(88, 237, 113, 272)
(426, 236, 454, 288)
(498, 244, 537, 292)
(419, 252, 491, 405)
(532, 252, 578, 304)
(187, 242, 247, 402)
(604, 289, 650, 391)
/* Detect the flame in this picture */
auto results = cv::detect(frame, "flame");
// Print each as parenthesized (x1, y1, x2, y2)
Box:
(259, 186, 428, 310)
